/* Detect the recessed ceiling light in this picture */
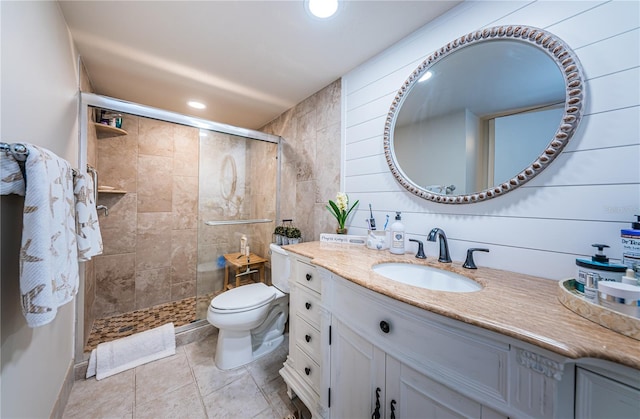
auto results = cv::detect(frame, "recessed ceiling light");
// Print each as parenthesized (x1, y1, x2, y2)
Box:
(187, 101, 206, 109)
(306, 0, 339, 19)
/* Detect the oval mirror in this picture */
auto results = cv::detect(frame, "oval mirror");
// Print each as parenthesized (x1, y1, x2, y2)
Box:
(384, 26, 585, 204)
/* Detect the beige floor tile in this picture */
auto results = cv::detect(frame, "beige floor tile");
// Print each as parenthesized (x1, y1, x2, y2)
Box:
(191, 358, 248, 399)
(201, 373, 270, 418)
(63, 370, 134, 418)
(134, 381, 206, 419)
(252, 407, 280, 418)
(184, 334, 250, 398)
(134, 349, 195, 406)
(245, 338, 288, 388)
(183, 333, 217, 367)
(65, 332, 296, 419)
(262, 375, 298, 419)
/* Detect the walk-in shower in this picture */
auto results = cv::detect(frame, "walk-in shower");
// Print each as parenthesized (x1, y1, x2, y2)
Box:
(76, 93, 281, 361)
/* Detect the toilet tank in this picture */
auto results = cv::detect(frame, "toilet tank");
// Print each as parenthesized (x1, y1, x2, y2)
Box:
(269, 243, 290, 293)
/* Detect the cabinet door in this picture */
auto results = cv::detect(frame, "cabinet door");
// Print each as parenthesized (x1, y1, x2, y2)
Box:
(575, 367, 640, 418)
(330, 318, 385, 419)
(385, 355, 483, 419)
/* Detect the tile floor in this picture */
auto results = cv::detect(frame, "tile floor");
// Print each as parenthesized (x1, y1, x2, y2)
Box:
(64, 333, 297, 419)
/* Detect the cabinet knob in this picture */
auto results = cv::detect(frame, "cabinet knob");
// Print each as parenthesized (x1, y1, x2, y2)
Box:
(305, 302, 311, 310)
(305, 334, 311, 343)
(305, 367, 311, 376)
(379, 320, 390, 334)
(306, 273, 312, 281)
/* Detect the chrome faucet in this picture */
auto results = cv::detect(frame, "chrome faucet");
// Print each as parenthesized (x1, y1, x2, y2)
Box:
(427, 228, 451, 263)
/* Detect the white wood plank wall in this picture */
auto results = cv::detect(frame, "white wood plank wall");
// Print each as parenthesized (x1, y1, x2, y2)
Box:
(341, 0, 639, 280)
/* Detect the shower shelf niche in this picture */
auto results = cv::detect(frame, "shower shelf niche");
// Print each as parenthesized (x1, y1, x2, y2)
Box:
(92, 122, 128, 139)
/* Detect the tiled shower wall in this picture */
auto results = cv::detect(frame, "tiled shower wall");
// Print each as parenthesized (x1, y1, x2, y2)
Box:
(93, 114, 200, 319)
(260, 79, 342, 240)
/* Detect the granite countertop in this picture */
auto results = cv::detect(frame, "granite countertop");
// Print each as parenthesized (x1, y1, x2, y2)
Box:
(284, 241, 640, 370)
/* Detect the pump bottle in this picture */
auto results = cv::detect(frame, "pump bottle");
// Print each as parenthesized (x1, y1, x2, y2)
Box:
(389, 212, 405, 255)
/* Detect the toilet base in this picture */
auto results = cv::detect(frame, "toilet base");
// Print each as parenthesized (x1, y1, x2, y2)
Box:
(214, 329, 285, 370)
(212, 294, 289, 370)
(214, 329, 253, 370)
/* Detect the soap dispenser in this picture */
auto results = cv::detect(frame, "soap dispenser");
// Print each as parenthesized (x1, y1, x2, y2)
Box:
(575, 244, 626, 292)
(389, 212, 405, 255)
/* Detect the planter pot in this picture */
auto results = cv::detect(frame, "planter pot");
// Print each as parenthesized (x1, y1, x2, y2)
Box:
(289, 238, 300, 245)
(336, 228, 348, 234)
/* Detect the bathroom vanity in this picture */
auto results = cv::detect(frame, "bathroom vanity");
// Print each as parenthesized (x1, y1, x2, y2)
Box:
(279, 242, 640, 419)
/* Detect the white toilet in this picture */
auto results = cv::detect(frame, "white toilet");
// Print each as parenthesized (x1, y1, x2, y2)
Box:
(207, 243, 290, 370)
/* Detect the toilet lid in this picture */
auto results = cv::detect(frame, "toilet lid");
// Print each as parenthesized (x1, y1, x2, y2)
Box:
(210, 283, 276, 311)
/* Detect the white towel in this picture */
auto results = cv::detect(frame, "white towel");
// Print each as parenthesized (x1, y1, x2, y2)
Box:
(1, 151, 26, 195)
(20, 144, 79, 327)
(86, 323, 176, 380)
(74, 173, 103, 261)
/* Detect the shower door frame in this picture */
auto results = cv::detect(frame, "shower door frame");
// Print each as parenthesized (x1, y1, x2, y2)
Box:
(76, 92, 282, 361)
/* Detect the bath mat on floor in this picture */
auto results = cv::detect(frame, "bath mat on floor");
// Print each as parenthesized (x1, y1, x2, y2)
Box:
(86, 322, 175, 380)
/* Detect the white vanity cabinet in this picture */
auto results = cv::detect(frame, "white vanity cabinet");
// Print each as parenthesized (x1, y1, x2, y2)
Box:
(327, 274, 515, 419)
(330, 317, 502, 419)
(280, 254, 330, 418)
(282, 250, 640, 419)
(574, 364, 640, 418)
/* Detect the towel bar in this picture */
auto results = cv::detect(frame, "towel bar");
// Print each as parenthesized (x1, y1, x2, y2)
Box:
(1, 142, 97, 186)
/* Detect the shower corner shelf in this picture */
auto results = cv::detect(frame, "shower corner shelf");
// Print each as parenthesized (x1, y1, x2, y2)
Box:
(98, 188, 126, 194)
(92, 122, 128, 139)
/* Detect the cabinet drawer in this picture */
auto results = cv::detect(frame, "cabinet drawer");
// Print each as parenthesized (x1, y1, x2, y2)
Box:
(292, 285, 321, 328)
(295, 260, 320, 294)
(295, 345, 321, 394)
(331, 276, 509, 404)
(294, 315, 322, 362)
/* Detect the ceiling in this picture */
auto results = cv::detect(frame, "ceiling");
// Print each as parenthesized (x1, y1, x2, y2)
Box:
(58, 0, 461, 130)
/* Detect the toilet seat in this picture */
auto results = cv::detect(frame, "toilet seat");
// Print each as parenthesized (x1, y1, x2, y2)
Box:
(210, 282, 276, 314)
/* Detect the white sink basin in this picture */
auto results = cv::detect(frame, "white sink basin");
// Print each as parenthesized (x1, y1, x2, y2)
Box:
(372, 263, 482, 293)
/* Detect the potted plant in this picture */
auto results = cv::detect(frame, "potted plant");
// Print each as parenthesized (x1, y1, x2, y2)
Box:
(273, 225, 286, 245)
(327, 192, 359, 234)
(286, 226, 302, 244)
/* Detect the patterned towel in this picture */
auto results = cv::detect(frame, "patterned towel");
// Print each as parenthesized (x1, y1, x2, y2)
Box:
(20, 144, 79, 327)
(74, 173, 103, 261)
(1, 151, 26, 195)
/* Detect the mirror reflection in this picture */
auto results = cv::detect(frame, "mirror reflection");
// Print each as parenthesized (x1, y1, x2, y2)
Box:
(385, 26, 585, 203)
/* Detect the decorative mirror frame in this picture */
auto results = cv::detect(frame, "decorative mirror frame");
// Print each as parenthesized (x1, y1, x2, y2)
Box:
(384, 25, 586, 204)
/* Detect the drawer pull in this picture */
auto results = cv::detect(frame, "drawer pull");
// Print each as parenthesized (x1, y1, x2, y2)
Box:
(305, 334, 311, 343)
(305, 302, 311, 310)
(306, 273, 312, 281)
(305, 367, 311, 376)
(379, 320, 390, 334)
(372, 387, 381, 419)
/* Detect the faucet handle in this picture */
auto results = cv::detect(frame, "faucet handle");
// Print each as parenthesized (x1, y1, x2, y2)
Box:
(408, 239, 426, 259)
(463, 248, 489, 269)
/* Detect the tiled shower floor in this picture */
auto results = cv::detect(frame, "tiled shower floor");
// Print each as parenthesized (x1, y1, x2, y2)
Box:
(85, 292, 219, 352)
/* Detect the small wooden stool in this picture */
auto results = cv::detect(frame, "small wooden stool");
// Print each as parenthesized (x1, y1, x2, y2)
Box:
(223, 252, 268, 290)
